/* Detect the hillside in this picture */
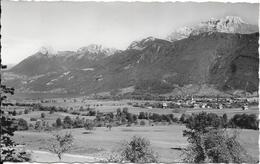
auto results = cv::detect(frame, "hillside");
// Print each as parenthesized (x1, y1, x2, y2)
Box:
(4, 31, 259, 96)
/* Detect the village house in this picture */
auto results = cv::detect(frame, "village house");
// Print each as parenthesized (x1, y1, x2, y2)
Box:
(162, 102, 168, 109)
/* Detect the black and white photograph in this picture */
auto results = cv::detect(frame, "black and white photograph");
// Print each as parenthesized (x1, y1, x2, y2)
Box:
(0, 0, 259, 163)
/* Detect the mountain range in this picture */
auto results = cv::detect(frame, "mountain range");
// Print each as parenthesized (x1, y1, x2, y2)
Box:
(3, 16, 259, 97)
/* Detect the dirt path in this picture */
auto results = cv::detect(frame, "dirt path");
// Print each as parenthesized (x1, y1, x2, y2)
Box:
(29, 150, 104, 162)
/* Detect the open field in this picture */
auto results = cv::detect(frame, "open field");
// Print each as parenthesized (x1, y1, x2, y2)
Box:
(13, 125, 259, 162)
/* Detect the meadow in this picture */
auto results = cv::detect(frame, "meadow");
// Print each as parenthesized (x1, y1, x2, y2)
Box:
(13, 125, 259, 162)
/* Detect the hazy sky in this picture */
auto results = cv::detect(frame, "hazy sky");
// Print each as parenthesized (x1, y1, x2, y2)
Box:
(1, 1, 259, 64)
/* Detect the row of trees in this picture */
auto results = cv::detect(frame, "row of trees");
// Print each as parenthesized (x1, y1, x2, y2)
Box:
(179, 112, 259, 130)
(15, 111, 259, 132)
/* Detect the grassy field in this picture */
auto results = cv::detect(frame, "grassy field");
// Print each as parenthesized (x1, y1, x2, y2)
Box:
(13, 125, 259, 162)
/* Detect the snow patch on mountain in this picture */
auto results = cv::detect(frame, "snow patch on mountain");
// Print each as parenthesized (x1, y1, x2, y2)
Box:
(77, 44, 119, 56)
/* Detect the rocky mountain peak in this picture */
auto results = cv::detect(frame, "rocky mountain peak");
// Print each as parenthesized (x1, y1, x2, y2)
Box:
(38, 46, 56, 56)
(77, 44, 119, 56)
(167, 16, 258, 41)
(128, 36, 157, 50)
(222, 16, 245, 24)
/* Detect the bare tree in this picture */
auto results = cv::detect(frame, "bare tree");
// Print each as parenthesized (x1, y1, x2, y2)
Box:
(48, 132, 74, 160)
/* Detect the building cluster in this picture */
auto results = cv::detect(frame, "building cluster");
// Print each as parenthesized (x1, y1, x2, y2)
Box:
(135, 97, 258, 110)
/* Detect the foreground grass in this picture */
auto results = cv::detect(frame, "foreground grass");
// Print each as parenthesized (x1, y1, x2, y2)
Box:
(13, 125, 259, 162)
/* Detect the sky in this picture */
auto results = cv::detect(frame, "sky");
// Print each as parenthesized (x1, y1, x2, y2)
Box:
(1, 1, 259, 64)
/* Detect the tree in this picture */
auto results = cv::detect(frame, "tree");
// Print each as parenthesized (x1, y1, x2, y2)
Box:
(183, 112, 223, 140)
(24, 109, 29, 114)
(132, 114, 138, 123)
(49, 110, 54, 114)
(34, 120, 42, 131)
(116, 108, 122, 117)
(182, 111, 254, 163)
(122, 107, 129, 114)
(182, 129, 255, 163)
(228, 114, 258, 130)
(63, 116, 73, 128)
(79, 106, 84, 111)
(138, 112, 146, 119)
(222, 113, 228, 128)
(12, 110, 17, 116)
(89, 109, 96, 116)
(17, 118, 29, 131)
(84, 120, 95, 131)
(41, 113, 46, 118)
(56, 118, 62, 127)
(48, 132, 74, 160)
(120, 136, 158, 162)
(126, 113, 134, 123)
(1, 63, 31, 162)
(73, 116, 84, 128)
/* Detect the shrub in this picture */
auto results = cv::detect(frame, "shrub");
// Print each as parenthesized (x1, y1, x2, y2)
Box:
(99, 152, 123, 162)
(120, 136, 158, 162)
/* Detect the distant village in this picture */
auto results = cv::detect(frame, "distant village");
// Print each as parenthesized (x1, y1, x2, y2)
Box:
(5, 94, 258, 112)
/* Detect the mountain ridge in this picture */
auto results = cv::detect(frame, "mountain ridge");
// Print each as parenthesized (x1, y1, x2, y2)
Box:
(5, 31, 259, 96)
